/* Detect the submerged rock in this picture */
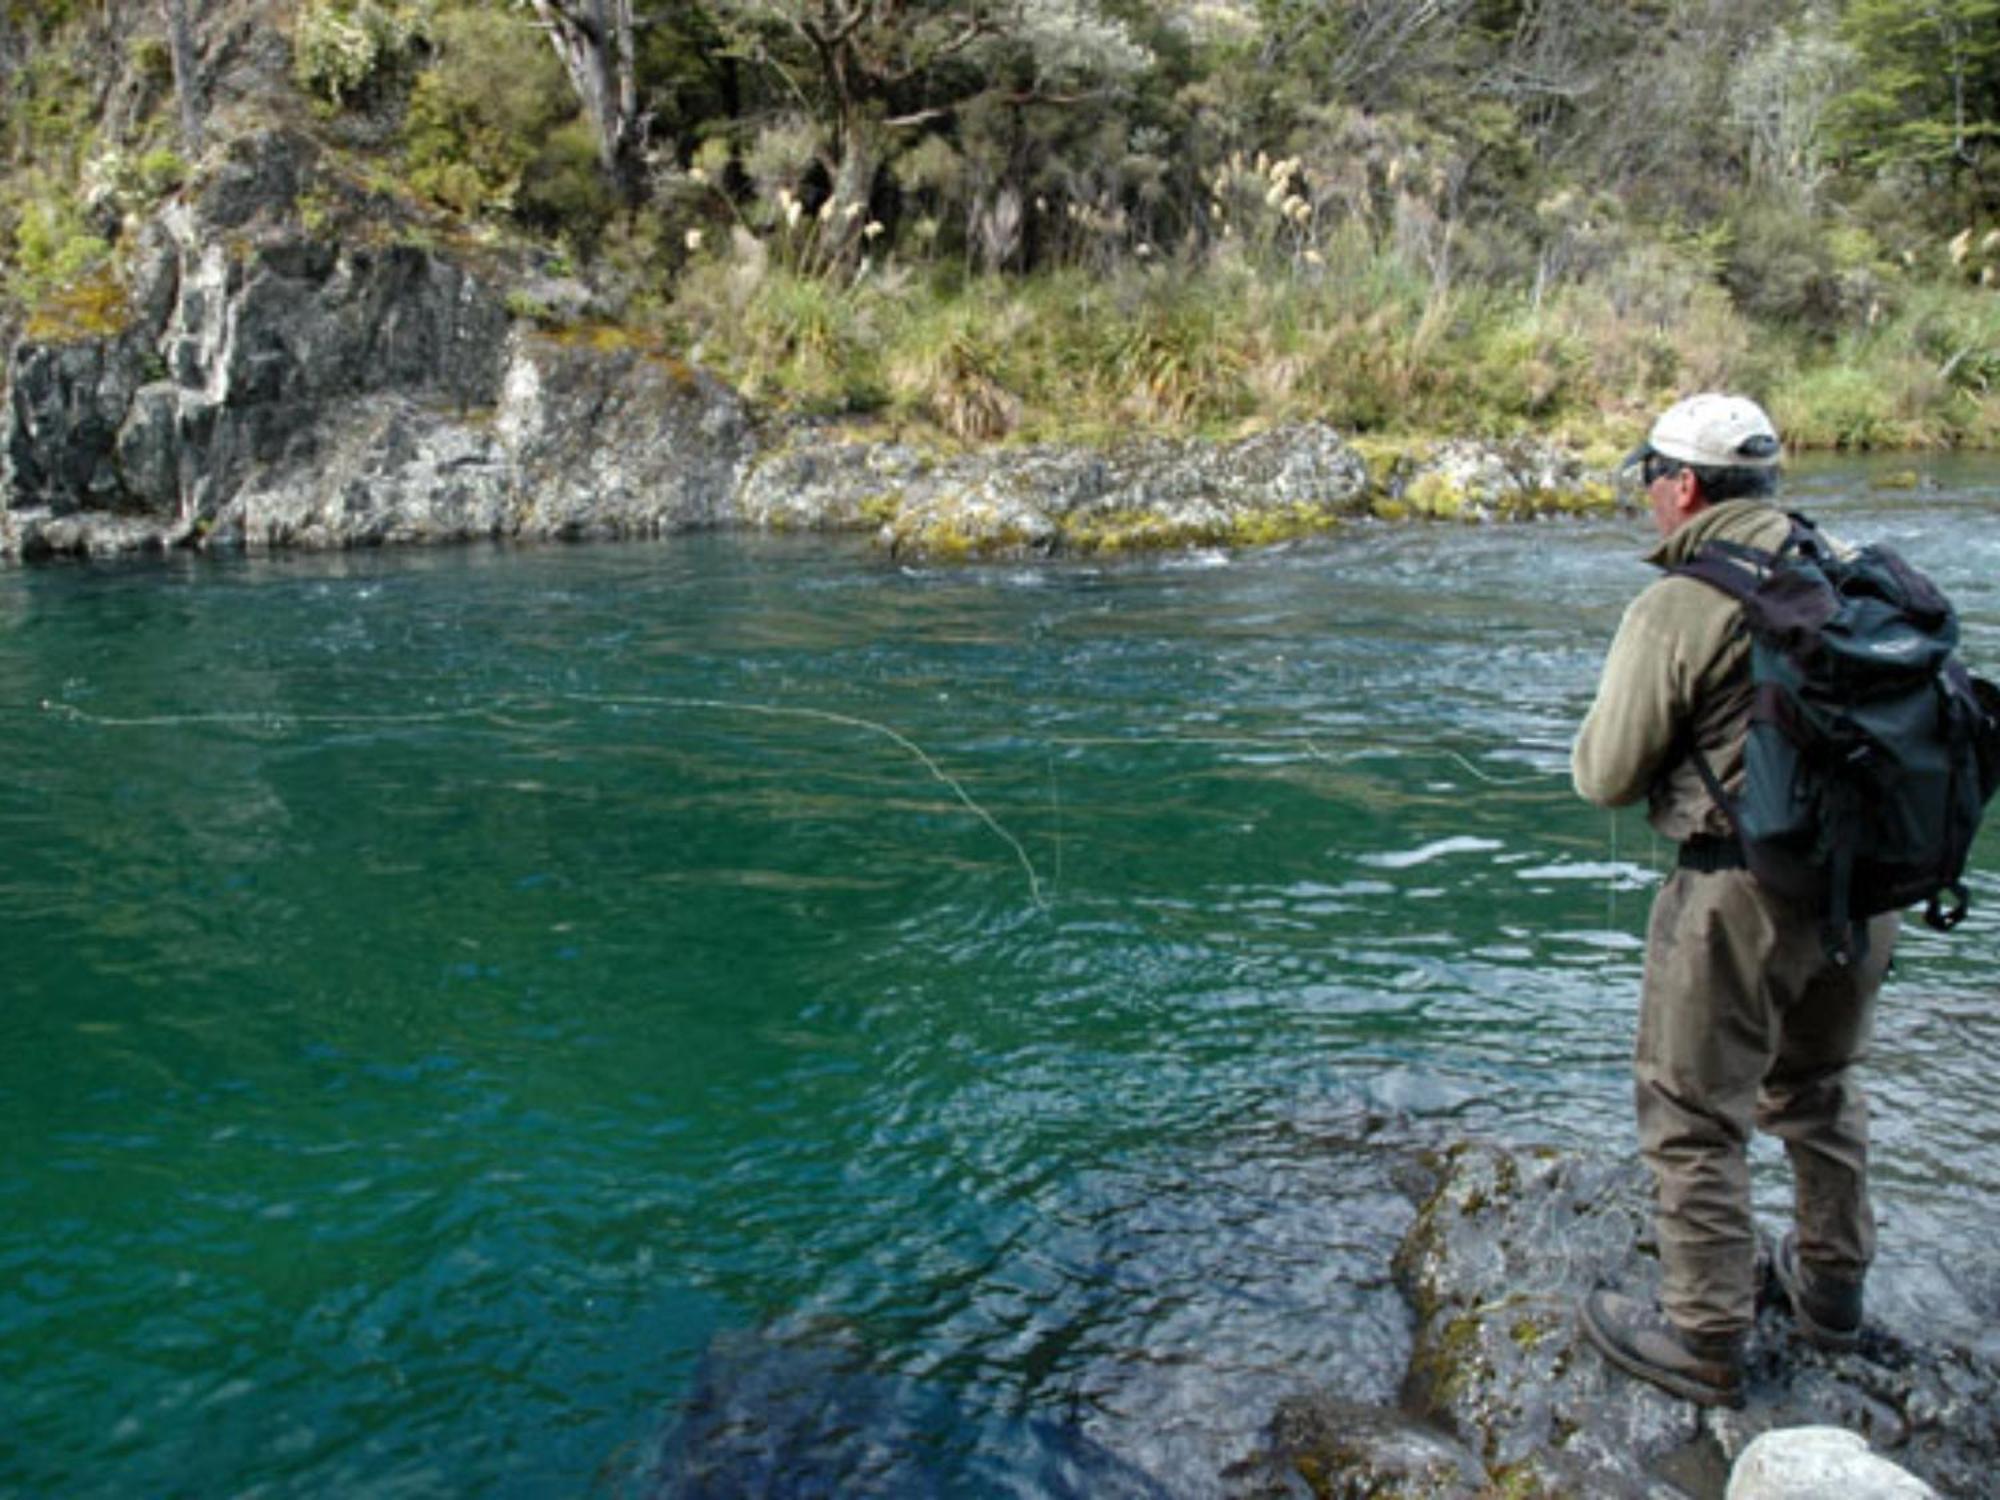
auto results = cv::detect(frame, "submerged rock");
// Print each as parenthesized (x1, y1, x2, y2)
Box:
(1257, 1142, 2000, 1498)
(641, 1322, 1171, 1499)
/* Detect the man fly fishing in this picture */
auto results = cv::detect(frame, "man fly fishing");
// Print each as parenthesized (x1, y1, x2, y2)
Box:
(1570, 394, 1898, 1408)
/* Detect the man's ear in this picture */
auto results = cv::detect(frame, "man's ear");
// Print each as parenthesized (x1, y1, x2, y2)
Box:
(1669, 469, 1708, 525)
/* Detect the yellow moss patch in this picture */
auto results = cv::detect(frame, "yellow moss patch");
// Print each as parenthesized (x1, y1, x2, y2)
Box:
(1489, 1463, 1556, 1499)
(1573, 478, 1619, 511)
(1510, 1316, 1547, 1351)
(1404, 470, 1471, 519)
(1414, 1312, 1485, 1405)
(1494, 480, 1619, 519)
(1065, 509, 1221, 554)
(1348, 434, 1425, 471)
(533, 325, 697, 385)
(22, 269, 130, 343)
(857, 491, 903, 528)
(1347, 434, 1418, 502)
(1228, 502, 1344, 547)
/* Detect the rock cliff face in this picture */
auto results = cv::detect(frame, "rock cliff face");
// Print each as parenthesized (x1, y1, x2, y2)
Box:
(1, 130, 755, 559)
(1, 123, 1617, 564)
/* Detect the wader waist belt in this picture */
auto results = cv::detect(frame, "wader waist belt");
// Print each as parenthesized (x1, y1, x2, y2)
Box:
(1678, 836, 1747, 873)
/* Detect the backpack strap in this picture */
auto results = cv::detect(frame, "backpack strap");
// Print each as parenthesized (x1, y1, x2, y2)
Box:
(1663, 530, 1778, 863)
(1819, 786, 1867, 966)
(1926, 663, 1981, 935)
(1684, 743, 1749, 856)
(1781, 510, 1829, 558)
(1668, 536, 1772, 592)
(1666, 515, 1871, 964)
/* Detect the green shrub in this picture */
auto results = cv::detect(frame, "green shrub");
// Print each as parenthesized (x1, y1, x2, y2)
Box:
(134, 148, 187, 198)
(293, 0, 427, 107)
(1102, 280, 1250, 426)
(660, 195, 1999, 453)
(12, 49, 94, 167)
(504, 288, 554, 323)
(1463, 315, 1586, 426)
(403, 6, 574, 220)
(1774, 364, 1914, 448)
(1721, 197, 1894, 335)
(516, 120, 615, 249)
(127, 35, 174, 89)
(1891, 282, 2000, 392)
(1722, 198, 1841, 328)
(11, 190, 111, 294)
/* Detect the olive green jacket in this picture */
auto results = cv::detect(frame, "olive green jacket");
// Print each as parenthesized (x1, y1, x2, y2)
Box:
(1572, 499, 1794, 842)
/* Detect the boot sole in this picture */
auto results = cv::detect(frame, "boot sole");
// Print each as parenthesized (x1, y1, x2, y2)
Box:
(1578, 1297, 1745, 1410)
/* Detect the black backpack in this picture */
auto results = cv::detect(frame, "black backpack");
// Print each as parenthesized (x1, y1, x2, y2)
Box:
(1671, 513, 2000, 962)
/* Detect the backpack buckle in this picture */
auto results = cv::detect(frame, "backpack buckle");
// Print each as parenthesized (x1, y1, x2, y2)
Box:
(1925, 883, 1970, 933)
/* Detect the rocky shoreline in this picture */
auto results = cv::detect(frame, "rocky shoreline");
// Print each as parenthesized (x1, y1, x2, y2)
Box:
(646, 1143, 1997, 1498)
(1246, 1142, 1995, 1498)
(2, 128, 1621, 567)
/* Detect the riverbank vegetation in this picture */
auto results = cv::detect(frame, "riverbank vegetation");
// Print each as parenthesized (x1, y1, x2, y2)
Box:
(5, 0, 2000, 451)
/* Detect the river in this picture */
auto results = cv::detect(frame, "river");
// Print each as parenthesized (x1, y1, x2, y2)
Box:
(2, 457, 1996, 1496)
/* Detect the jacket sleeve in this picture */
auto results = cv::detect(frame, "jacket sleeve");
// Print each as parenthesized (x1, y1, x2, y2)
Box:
(1572, 588, 1690, 809)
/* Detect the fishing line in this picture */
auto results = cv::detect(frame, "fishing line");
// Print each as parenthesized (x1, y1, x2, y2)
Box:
(36, 695, 1560, 911)
(551, 692, 1052, 911)
(44, 689, 1057, 911)
(1046, 732, 1548, 787)
(1047, 746, 1064, 901)
(1440, 751, 1547, 789)
(39, 700, 497, 731)
(1608, 810, 1618, 929)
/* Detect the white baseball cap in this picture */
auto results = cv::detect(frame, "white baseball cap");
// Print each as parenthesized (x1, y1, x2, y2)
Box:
(1625, 393, 1782, 470)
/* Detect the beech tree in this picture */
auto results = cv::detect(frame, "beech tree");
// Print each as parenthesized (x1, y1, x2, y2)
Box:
(523, 0, 644, 193)
(1832, 0, 2000, 197)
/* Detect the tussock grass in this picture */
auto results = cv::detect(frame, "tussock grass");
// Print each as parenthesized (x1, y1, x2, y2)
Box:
(670, 240, 2000, 453)
(671, 239, 1609, 447)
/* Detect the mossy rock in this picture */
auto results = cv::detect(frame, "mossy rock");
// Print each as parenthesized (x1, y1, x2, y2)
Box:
(22, 268, 131, 344)
(1263, 1394, 1492, 1498)
(1870, 469, 1925, 491)
(1404, 469, 1474, 520)
(856, 491, 903, 528)
(1228, 501, 1345, 547)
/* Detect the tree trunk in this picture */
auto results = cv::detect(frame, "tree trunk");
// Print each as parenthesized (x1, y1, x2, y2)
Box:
(528, 0, 644, 197)
(161, 0, 203, 155)
(823, 107, 883, 261)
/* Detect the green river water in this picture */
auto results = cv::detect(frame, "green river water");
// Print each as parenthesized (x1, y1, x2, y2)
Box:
(3, 460, 1997, 1496)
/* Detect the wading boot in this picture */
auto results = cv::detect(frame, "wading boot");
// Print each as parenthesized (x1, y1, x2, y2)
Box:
(1772, 1233, 1864, 1352)
(1579, 1289, 1745, 1409)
